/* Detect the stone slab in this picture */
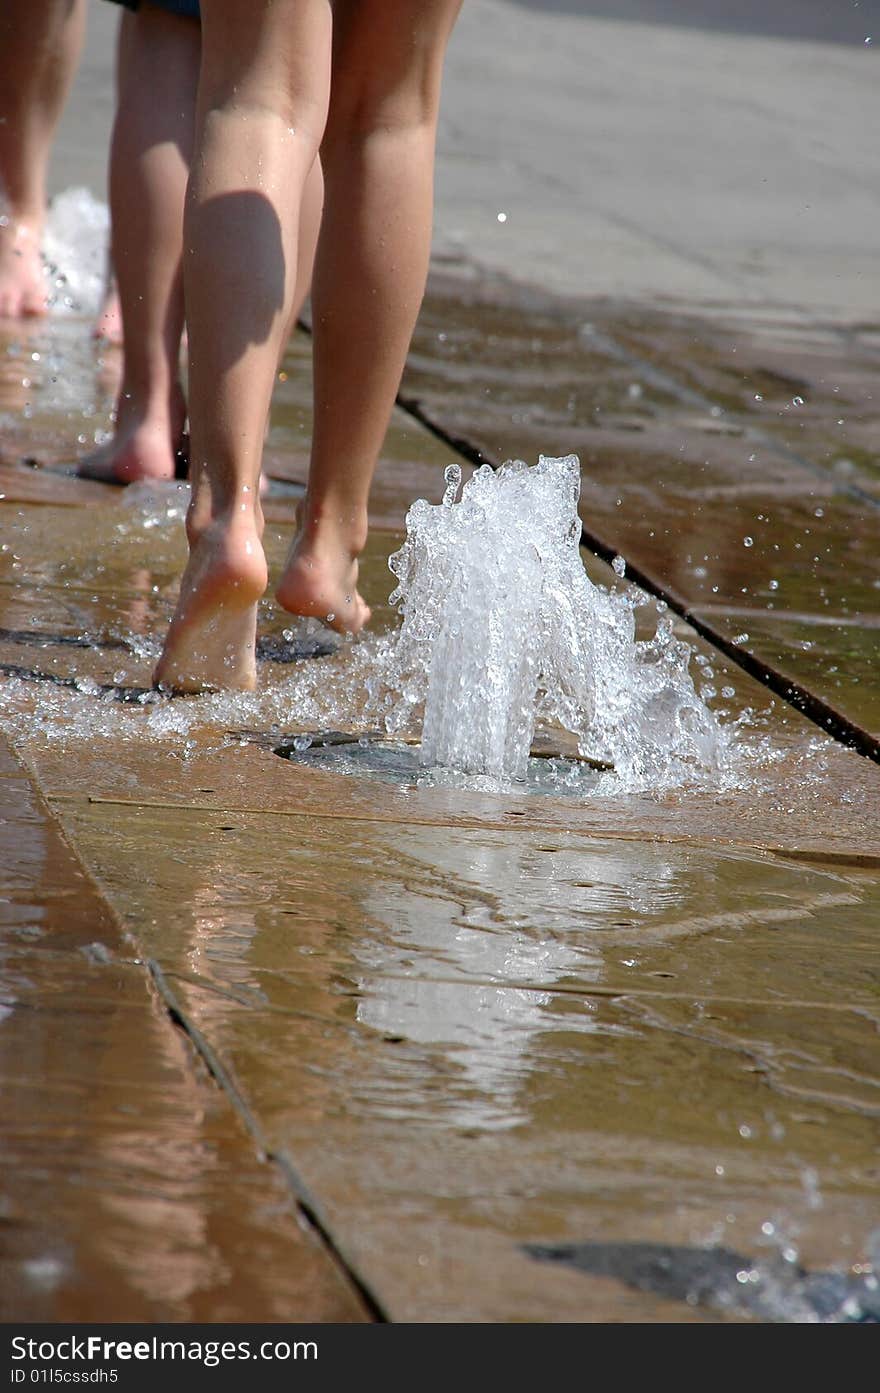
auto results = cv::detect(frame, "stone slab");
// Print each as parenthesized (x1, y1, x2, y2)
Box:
(34, 785, 880, 1322)
(0, 739, 367, 1322)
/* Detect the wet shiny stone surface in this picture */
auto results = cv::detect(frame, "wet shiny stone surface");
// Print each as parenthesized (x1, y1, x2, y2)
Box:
(2, 245, 879, 1320)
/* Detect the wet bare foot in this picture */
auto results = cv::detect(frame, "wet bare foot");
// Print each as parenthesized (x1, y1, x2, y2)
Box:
(92, 285, 123, 346)
(77, 387, 187, 484)
(276, 532, 371, 635)
(0, 220, 47, 318)
(154, 516, 268, 693)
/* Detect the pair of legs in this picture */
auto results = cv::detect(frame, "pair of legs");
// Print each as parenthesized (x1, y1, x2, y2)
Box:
(0, 1, 121, 334)
(155, 0, 463, 691)
(0, 0, 86, 317)
(79, 2, 323, 486)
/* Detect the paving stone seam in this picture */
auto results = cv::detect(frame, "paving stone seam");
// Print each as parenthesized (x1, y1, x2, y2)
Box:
(164, 961, 877, 1022)
(8, 741, 383, 1322)
(43, 792, 880, 866)
(146, 960, 391, 1325)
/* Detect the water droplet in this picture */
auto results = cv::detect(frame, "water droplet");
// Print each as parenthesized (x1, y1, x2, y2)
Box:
(754, 393, 763, 402)
(761, 1221, 775, 1237)
(743, 536, 753, 547)
(611, 554, 626, 577)
(768, 579, 779, 591)
(442, 463, 462, 506)
(496, 211, 508, 223)
(814, 506, 824, 517)
(738, 1123, 752, 1138)
(792, 395, 804, 406)
(326, 612, 335, 623)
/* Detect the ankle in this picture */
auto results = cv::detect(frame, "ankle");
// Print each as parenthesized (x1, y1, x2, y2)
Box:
(186, 486, 262, 546)
(299, 496, 368, 558)
(114, 379, 185, 433)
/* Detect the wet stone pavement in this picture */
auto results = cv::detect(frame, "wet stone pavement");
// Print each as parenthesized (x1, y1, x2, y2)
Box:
(1, 272, 879, 1323)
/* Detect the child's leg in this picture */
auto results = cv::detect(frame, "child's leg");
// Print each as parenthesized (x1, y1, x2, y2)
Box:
(78, 5, 199, 483)
(0, 0, 86, 318)
(154, 0, 332, 693)
(92, 16, 128, 349)
(275, 0, 463, 634)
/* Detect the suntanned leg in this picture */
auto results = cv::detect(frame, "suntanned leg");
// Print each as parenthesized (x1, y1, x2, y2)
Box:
(0, 0, 86, 318)
(93, 269, 124, 346)
(154, 0, 332, 693)
(78, 5, 200, 483)
(275, 0, 463, 635)
(91, 17, 126, 348)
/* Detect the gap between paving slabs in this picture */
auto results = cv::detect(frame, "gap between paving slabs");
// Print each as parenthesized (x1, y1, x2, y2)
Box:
(0, 737, 371, 1323)
(146, 961, 389, 1324)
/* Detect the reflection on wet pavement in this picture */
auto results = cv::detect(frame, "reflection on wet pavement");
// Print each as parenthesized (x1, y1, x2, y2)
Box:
(0, 739, 366, 1322)
(36, 788, 879, 1320)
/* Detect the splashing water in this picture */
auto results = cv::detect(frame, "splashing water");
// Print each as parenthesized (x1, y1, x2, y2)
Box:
(43, 188, 109, 317)
(379, 455, 732, 787)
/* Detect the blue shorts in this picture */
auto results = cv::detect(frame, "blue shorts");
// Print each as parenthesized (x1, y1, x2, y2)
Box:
(106, 0, 200, 20)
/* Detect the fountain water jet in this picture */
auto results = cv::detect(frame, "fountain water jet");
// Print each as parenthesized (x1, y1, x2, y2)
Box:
(384, 455, 730, 788)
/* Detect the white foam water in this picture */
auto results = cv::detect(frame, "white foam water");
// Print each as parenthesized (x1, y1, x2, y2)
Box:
(379, 454, 733, 788)
(43, 187, 109, 318)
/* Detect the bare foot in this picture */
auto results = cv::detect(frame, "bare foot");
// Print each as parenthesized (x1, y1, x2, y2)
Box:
(276, 532, 371, 635)
(154, 516, 268, 693)
(93, 285, 123, 346)
(0, 219, 47, 318)
(77, 386, 187, 484)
